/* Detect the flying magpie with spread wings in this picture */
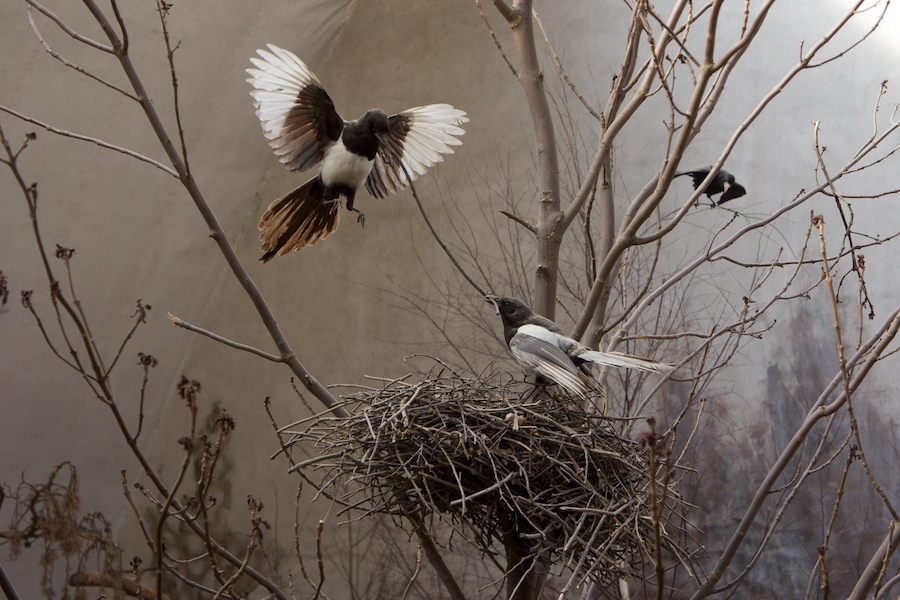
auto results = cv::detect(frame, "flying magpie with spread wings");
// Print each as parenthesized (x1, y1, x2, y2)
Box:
(674, 166, 746, 205)
(487, 296, 673, 399)
(247, 44, 468, 261)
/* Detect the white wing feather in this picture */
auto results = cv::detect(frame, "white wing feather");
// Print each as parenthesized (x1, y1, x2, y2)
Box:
(247, 44, 336, 173)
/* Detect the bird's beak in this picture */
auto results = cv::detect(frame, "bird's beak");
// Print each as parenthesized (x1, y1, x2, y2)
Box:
(485, 294, 499, 315)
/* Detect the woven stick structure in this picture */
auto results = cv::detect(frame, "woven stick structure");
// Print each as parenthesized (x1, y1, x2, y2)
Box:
(280, 371, 697, 591)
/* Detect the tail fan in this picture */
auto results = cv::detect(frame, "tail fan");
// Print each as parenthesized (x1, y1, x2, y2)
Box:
(258, 178, 341, 262)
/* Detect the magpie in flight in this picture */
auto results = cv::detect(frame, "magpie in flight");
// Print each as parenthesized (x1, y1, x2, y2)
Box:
(247, 45, 468, 261)
(674, 166, 746, 205)
(487, 296, 673, 399)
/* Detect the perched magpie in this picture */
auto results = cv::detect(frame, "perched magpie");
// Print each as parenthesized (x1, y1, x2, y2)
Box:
(487, 296, 672, 399)
(674, 166, 746, 205)
(247, 44, 468, 261)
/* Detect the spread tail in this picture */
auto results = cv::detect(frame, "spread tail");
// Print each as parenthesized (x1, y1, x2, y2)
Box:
(258, 178, 341, 262)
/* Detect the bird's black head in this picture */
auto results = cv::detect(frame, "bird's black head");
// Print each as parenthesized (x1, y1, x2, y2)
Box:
(362, 109, 390, 139)
(487, 296, 534, 328)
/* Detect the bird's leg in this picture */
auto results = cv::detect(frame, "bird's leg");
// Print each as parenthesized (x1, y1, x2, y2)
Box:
(321, 186, 343, 213)
(346, 193, 366, 227)
(522, 384, 544, 403)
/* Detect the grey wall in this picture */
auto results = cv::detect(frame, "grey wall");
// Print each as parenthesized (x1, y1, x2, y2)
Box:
(2, 0, 900, 598)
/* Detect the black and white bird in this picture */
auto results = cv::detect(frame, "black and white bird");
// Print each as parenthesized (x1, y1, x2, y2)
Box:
(674, 166, 746, 205)
(487, 296, 673, 399)
(247, 44, 468, 261)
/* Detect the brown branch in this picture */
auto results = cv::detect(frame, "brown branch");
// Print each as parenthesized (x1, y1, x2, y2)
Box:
(476, 0, 517, 77)
(155, 392, 198, 597)
(494, 0, 561, 318)
(3, 117, 289, 599)
(401, 543, 424, 600)
(68, 570, 164, 600)
(167, 313, 283, 362)
(849, 521, 900, 600)
(602, 113, 900, 356)
(23, 0, 112, 51)
(210, 518, 260, 600)
(0, 104, 177, 176)
(499, 210, 537, 234)
(532, 9, 601, 121)
(154, 1, 190, 175)
(689, 305, 900, 599)
(27, 7, 139, 100)
(410, 510, 466, 600)
(73, 0, 346, 418)
(0, 560, 22, 600)
(491, 0, 515, 22)
(817, 211, 898, 520)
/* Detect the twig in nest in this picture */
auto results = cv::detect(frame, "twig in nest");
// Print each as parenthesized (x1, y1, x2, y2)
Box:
(283, 368, 699, 589)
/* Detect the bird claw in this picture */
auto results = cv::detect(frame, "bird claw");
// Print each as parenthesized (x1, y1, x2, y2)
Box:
(356, 212, 366, 227)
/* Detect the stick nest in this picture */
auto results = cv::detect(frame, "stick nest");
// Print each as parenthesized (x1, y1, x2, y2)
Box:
(283, 371, 694, 587)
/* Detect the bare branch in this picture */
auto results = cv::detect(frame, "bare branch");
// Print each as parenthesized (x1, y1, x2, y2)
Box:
(690, 305, 900, 599)
(68, 570, 164, 600)
(491, 0, 515, 22)
(849, 521, 900, 600)
(493, 0, 561, 317)
(0, 104, 178, 177)
(498, 209, 537, 234)
(0, 561, 22, 600)
(476, 0, 517, 77)
(74, 0, 346, 417)
(401, 543, 424, 600)
(23, 0, 113, 52)
(532, 9, 601, 121)
(167, 312, 284, 362)
(28, 7, 139, 100)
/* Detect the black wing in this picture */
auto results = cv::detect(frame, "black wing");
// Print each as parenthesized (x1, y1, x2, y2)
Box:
(717, 182, 747, 204)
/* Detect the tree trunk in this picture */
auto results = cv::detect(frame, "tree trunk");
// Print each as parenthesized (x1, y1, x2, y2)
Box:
(501, 510, 543, 600)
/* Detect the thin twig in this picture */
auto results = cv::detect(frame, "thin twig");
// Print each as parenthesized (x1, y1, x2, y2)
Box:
(390, 148, 490, 297)
(532, 9, 601, 121)
(0, 104, 177, 176)
(28, 7, 139, 100)
(24, 0, 113, 52)
(167, 312, 283, 362)
(76, 0, 345, 419)
(401, 543, 424, 600)
(476, 0, 518, 77)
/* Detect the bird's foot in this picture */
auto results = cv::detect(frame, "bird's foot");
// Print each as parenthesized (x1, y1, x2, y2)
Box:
(348, 208, 366, 227)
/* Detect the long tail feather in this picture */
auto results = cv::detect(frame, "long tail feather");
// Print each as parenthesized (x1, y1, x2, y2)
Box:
(578, 351, 674, 373)
(258, 178, 340, 261)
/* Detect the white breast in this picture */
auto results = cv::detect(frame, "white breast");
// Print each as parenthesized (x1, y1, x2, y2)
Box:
(320, 142, 375, 190)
